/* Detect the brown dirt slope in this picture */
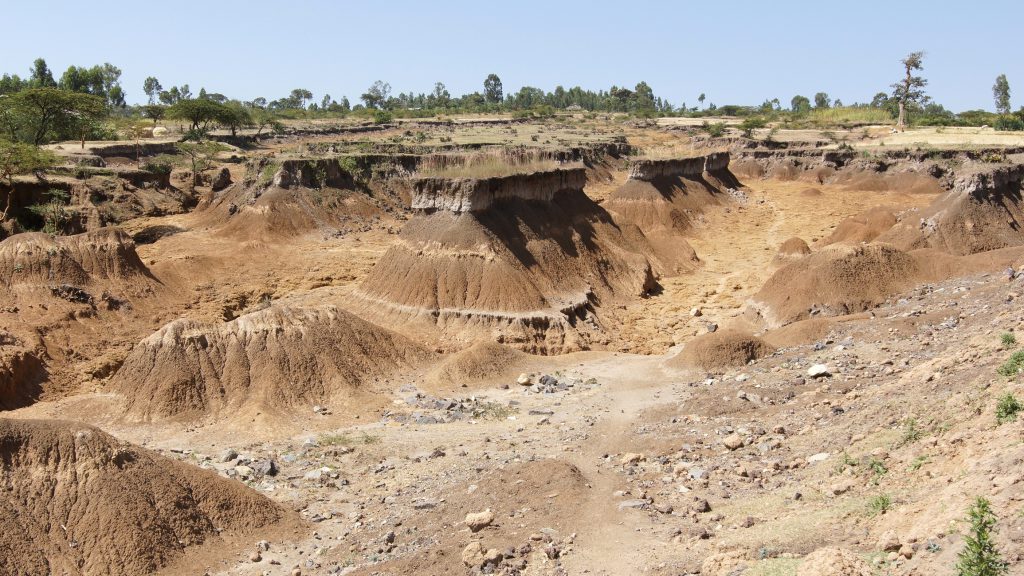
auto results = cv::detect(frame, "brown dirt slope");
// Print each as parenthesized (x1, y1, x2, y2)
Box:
(668, 329, 775, 370)
(355, 170, 656, 354)
(0, 228, 153, 288)
(0, 418, 293, 576)
(112, 304, 433, 421)
(425, 341, 530, 393)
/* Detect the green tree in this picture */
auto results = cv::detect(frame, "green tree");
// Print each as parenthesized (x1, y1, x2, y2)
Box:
(484, 74, 503, 105)
(431, 82, 451, 108)
(956, 497, 1008, 576)
(175, 141, 226, 186)
(289, 88, 313, 109)
(167, 98, 226, 133)
(29, 58, 56, 88)
(698, 93, 706, 109)
(143, 77, 162, 104)
(0, 139, 57, 221)
(360, 81, 391, 109)
(217, 101, 252, 136)
(892, 51, 928, 131)
(634, 81, 656, 115)
(26, 189, 71, 235)
(993, 74, 1011, 115)
(142, 104, 166, 125)
(790, 95, 811, 113)
(5, 87, 106, 145)
(814, 92, 831, 109)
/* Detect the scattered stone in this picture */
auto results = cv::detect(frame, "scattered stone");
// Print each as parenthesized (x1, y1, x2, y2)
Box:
(462, 541, 485, 567)
(219, 448, 238, 462)
(517, 373, 533, 386)
(808, 364, 832, 378)
(723, 433, 744, 451)
(465, 509, 494, 532)
(878, 530, 901, 552)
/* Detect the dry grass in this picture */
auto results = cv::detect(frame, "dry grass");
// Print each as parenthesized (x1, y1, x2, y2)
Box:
(808, 107, 893, 126)
(417, 155, 564, 179)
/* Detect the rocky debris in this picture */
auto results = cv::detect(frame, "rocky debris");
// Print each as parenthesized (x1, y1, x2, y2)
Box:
(211, 167, 232, 191)
(722, 433, 745, 450)
(877, 530, 901, 552)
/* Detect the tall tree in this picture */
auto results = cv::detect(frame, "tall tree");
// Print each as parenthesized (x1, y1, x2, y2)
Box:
(814, 92, 831, 109)
(6, 87, 106, 145)
(289, 88, 313, 108)
(360, 81, 391, 109)
(698, 93, 706, 109)
(29, 58, 56, 88)
(143, 77, 162, 104)
(892, 51, 927, 132)
(483, 74, 503, 104)
(993, 74, 1011, 115)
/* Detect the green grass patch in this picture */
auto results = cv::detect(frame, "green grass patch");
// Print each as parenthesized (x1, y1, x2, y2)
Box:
(997, 351, 1024, 378)
(996, 393, 1022, 424)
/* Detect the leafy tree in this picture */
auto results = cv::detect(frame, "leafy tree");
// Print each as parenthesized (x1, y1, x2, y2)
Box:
(634, 81, 656, 115)
(0, 139, 56, 221)
(956, 497, 1008, 576)
(5, 87, 106, 145)
(29, 58, 56, 88)
(58, 63, 124, 107)
(791, 95, 811, 113)
(483, 74, 503, 104)
(993, 74, 1011, 115)
(892, 51, 928, 131)
(175, 141, 226, 186)
(142, 104, 165, 124)
(814, 92, 831, 109)
(217, 101, 252, 136)
(361, 81, 391, 109)
(739, 116, 767, 138)
(698, 93, 706, 109)
(320, 94, 333, 109)
(26, 189, 71, 235)
(166, 98, 226, 133)
(338, 96, 350, 112)
(0, 74, 27, 95)
(158, 86, 181, 105)
(251, 108, 283, 137)
(431, 82, 451, 108)
(870, 92, 890, 108)
(250, 97, 267, 109)
(289, 88, 313, 109)
(143, 77, 162, 104)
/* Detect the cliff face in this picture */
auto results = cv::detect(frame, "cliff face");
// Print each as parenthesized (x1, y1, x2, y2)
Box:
(626, 152, 730, 181)
(410, 168, 588, 213)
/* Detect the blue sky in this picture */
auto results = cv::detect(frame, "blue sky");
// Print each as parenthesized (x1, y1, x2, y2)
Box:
(4, 1, 1021, 111)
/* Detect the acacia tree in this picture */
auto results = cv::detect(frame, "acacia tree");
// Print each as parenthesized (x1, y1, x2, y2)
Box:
(175, 141, 227, 186)
(993, 74, 1011, 115)
(892, 51, 927, 132)
(483, 74, 503, 104)
(6, 87, 106, 145)
(167, 98, 226, 133)
(790, 95, 811, 113)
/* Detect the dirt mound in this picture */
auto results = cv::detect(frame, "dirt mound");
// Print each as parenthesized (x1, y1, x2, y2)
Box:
(604, 154, 737, 275)
(796, 547, 872, 576)
(800, 187, 823, 197)
(343, 459, 591, 575)
(112, 304, 433, 420)
(762, 317, 833, 348)
(822, 207, 898, 246)
(876, 164, 1024, 255)
(425, 341, 530, 392)
(0, 228, 152, 288)
(750, 242, 1024, 327)
(668, 329, 775, 370)
(0, 418, 294, 575)
(354, 169, 657, 353)
(778, 237, 811, 256)
(751, 244, 923, 327)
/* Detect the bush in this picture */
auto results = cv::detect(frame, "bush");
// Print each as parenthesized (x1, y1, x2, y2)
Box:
(867, 494, 892, 516)
(956, 497, 1008, 576)
(997, 351, 1024, 377)
(372, 109, 393, 124)
(701, 121, 727, 137)
(1001, 332, 1016, 347)
(995, 393, 1021, 424)
(739, 116, 767, 138)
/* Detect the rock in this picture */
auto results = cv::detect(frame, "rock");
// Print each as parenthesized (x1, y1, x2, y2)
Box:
(465, 509, 494, 532)
(706, 323, 719, 333)
(517, 373, 533, 386)
(830, 478, 855, 495)
(618, 499, 649, 510)
(211, 167, 232, 191)
(808, 364, 832, 378)
(234, 465, 254, 478)
(253, 459, 278, 477)
(691, 498, 711, 513)
(689, 467, 708, 480)
(877, 530, 901, 552)
(256, 540, 270, 551)
(621, 452, 644, 465)
(807, 452, 831, 463)
(797, 547, 872, 576)
(461, 541, 485, 566)
(691, 307, 703, 317)
(723, 433, 744, 450)
(219, 448, 238, 462)
(250, 551, 262, 563)
(483, 547, 503, 566)
(899, 543, 914, 559)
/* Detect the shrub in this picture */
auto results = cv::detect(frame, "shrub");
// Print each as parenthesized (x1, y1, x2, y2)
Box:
(995, 393, 1021, 425)
(956, 497, 1008, 576)
(739, 116, 767, 138)
(372, 110, 393, 124)
(701, 121, 727, 137)
(1000, 332, 1016, 347)
(867, 494, 892, 516)
(897, 418, 923, 446)
(997, 351, 1024, 377)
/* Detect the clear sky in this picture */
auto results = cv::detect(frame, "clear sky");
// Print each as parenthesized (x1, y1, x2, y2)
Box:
(4, 1, 1022, 111)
